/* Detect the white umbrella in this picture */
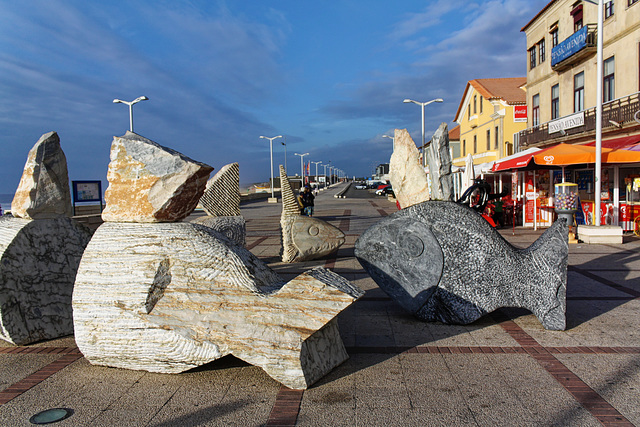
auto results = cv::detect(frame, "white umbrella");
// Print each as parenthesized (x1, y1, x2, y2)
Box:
(463, 153, 475, 191)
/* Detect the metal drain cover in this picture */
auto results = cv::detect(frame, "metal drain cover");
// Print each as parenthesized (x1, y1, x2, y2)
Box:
(29, 408, 74, 424)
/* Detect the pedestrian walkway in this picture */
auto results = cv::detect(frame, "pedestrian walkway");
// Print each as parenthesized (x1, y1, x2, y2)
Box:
(1, 184, 639, 426)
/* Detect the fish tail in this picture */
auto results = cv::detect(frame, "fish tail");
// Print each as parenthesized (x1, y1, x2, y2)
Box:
(524, 219, 569, 330)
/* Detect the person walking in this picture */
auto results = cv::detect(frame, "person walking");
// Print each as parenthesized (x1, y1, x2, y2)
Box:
(298, 185, 315, 217)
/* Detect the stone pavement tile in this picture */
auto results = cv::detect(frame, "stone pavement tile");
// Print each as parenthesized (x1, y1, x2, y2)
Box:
(566, 270, 635, 298)
(296, 405, 356, 426)
(0, 354, 59, 392)
(354, 407, 417, 427)
(355, 386, 411, 409)
(397, 354, 455, 387)
(557, 354, 640, 426)
(411, 407, 479, 426)
(389, 316, 435, 348)
(561, 300, 640, 347)
(487, 354, 600, 426)
(349, 354, 405, 387)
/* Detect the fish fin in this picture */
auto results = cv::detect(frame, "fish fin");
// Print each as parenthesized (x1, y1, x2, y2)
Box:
(199, 163, 241, 216)
(524, 219, 568, 330)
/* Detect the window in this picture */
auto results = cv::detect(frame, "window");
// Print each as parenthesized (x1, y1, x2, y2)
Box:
(574, 72, 584, 112)
(473, 135, 477, 153)
(551, 84, 560, 119)
(538, 38, 546, 63)
(532, 94, 540, 126)
(630, 0, 639, 6)
(605, 0, 614, 18)
(551, 27, 559, 48)
(529, 46, 537, 69)
(462, 140, 466, 156)
(603, 57, 615, 102)
(486, 129, 491, 150)
(480, 96, 483, 114)
(473, 95, 477, 114)
(494, 126, 499, 149)
(572, 5, 583, 32)
(468, 105, 471, 119)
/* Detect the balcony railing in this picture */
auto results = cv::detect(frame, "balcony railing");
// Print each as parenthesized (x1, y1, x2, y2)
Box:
(517, 92, 640, 147)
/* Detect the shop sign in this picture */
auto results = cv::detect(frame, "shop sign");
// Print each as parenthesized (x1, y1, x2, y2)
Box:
(548, 111, 584, 134)
(513, 106, 527, 123)
(551, 26, 588, 67)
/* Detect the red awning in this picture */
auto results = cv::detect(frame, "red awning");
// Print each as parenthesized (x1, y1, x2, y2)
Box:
(492, 147, 542, 172)
(585, 134, 640, 150)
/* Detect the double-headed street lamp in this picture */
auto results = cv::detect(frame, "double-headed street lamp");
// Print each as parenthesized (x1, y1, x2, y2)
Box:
(403, 98, 443, 167)
(311, 161, 322, 186)
(259, 135, 282, 201)
(113, 96, 148, 132)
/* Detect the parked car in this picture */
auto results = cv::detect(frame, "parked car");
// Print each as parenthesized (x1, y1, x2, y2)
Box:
(355, 183, 367, 189)
(381, 186, 395, 197)
(375, 185, 390, 196)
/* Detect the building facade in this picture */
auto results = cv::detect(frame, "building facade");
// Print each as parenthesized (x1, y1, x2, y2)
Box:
(452, 78, 528, 168)
(519, 0, 640, 148)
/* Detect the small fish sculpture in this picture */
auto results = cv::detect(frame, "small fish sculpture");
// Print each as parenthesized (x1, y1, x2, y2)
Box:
(279, 165, 345, 263)
(355, 201, 567, 330)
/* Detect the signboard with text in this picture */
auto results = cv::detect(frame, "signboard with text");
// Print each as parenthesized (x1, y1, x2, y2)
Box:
(513, 105, 527, 123)
(551, 25, 588, 67)
(548, 111, 584, 134)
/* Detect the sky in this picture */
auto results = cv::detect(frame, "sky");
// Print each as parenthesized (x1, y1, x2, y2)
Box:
(0, 0, 551, 194)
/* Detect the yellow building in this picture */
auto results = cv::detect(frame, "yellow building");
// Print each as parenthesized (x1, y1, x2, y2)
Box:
(452, 78, 528, 168)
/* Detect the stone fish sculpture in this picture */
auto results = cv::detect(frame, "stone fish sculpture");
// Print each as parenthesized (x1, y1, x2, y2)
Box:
(355, 201, 567, 330)
(1, 132, 92, 345)
(73, 135, 363, 389)
(192, 162, 246, 246)
(280, 165, 345, 263)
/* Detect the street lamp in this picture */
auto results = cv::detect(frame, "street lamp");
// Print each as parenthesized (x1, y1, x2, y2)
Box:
(322, 163, 330, 189)
(112, 96, 148, 132)
(259, 135, 282, 201)
(403, 98, 444, 167)
(311, 161, 322, 186)
(294, 152, 309, 186)
(281, 136, 287, 173)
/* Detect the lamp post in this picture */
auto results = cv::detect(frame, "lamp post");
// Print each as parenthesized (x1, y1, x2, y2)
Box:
(322, 163, 329, 189)
(294, 152, 309, 186)
(259, 135, 282, 202)
(281, 136, 287, 173)
(311, 161, 322, 186)
(113, 96, 148, 132)
(403, 98, 443, 167)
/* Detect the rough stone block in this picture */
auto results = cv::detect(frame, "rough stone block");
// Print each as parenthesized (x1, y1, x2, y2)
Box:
(0, 216, 92, 345)
(101, 132, 213, 223)
(389, 129, 430, 208)
(355, 201, 568, 330)
(11, 131, 72, 219)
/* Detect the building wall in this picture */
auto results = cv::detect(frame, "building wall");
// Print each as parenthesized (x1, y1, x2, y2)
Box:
(454, 87, 527, 166)
(524, 0, 640, 127)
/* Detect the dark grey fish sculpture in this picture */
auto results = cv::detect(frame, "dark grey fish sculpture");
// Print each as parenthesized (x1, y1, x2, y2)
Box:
(355, 201, 567, 330)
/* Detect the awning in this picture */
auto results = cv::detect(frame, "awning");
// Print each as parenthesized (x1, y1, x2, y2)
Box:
(585, 134, 640, 150)
(533, 143, 640, 166)
(491, 147, 542, 172)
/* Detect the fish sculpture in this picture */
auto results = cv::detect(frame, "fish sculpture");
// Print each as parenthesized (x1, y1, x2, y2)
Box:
(279, 165, 345, 263)
(355, 201, 567, 330)
(192, 162, 246, 246)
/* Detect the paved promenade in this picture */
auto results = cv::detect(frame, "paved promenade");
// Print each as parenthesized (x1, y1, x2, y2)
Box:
(1, 183, 639, 426)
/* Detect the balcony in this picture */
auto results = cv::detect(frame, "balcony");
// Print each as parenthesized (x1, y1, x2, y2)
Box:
(551, 24, 597, 72)
(517, 92, 640, 147)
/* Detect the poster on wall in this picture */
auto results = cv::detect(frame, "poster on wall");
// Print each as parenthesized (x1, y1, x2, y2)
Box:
(524, 171, 536, 223)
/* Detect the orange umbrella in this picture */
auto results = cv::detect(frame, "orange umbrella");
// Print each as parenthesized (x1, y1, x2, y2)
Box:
(533, 143, 640, 166)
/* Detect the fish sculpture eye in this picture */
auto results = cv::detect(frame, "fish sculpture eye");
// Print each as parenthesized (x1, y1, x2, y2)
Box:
(399, 233, 424, 258)
(308, 226, 320, 236)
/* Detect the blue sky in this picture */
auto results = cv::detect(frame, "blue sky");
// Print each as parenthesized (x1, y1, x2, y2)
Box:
(0, 0, 550, 194)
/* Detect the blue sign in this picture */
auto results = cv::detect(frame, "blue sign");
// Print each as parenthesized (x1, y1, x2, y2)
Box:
(551, 26, 588, 67)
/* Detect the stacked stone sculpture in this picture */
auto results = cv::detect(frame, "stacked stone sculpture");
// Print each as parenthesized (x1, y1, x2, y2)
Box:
(192, 162, 246, 246)
(73, 134, 363, 389)
(279, 165, 345, 263)
(355, 201, 568, 330)
(0, 132, 92, 345)
(388, 129, 430, 209)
